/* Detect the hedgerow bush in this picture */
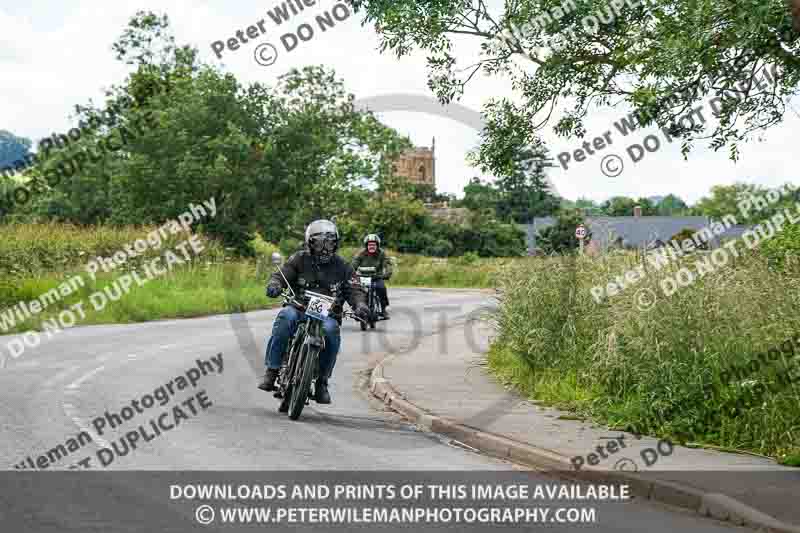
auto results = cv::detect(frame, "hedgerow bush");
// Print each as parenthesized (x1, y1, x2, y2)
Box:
(337, 195, 525, 257)
(760, 221, 800, 272)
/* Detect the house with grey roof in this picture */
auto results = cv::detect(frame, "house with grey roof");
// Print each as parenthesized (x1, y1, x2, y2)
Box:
(523, 208, 748, 254)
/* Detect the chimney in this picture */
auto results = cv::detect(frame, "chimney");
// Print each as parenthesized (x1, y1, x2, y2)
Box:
(633, 205, 642, 217)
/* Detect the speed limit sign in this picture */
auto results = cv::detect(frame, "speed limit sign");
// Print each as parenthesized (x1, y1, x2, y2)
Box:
(575, 225, 587, 240)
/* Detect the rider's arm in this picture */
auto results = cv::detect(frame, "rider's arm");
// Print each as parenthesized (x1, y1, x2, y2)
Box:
(269, 252, 301, 289)
(351, 251, 363, 272)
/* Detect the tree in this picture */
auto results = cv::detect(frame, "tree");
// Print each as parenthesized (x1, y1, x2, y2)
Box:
(600, 196, 658, 216)
(0, 131, 34, 219)
(458, 177, 501, 213)
(0, 131, 33, 174)
(350, 0, 800, 174)
(634, 197, 658, 216)
(693, 182, 798, 224)
(568, 197, 604, 215)
(386, 180, 451, 203)
(601, 196, 637, 216)
(656, 194, 689, 215)
(23, 11, 409, 255)
(536, 211, 590, 254)
(493, 143, 560, 223)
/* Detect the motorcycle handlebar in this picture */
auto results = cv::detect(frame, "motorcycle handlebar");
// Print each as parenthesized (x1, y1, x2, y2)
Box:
(281, 290, 363, 321)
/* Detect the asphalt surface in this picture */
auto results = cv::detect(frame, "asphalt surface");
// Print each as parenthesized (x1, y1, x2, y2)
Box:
(0, 289, 740, 531)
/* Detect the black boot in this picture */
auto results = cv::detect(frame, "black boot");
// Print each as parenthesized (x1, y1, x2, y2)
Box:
(315, 379, 331, 404)
(258, 368, 279, 391)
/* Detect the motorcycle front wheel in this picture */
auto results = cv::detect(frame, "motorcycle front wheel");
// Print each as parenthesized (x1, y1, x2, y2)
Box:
(288, 342, 317, 420)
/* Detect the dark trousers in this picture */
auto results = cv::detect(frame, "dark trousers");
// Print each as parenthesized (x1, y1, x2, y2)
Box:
(374, 279, 389, 308)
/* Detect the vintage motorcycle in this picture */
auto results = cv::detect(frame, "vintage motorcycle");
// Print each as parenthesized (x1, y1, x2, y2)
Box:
(355, 266, 388, 331)
(271, 268, 361, 420)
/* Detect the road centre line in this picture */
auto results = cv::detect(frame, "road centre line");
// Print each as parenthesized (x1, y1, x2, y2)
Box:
(66, 365, 106, 390)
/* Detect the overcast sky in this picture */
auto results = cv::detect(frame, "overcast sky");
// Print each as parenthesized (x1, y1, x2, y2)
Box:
(2, 0, 798, 204)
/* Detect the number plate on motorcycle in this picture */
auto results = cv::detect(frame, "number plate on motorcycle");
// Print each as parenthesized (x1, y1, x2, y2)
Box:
(306, 295, 332, 320)
(360, 276, 371, 286)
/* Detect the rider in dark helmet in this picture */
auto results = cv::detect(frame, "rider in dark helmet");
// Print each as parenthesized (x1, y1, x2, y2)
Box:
(352, 233, 392, 318)
(259, 219, 369, 403)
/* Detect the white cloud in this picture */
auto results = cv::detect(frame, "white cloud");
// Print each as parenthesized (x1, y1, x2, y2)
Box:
(1, 0, 797, 204)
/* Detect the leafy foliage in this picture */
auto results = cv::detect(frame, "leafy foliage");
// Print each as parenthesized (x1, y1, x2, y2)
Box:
(13, 12, 409, 256)
(694, 182, 798, 224)
(350, 0, 800, 169)
(338, 192, 526, 257)
(760, 220, 800, 270)
(669, 227, 709, 250)
(0, 130, 33, 172)
(452, 143, 560, 224)
(600, 196, 658, 216)
(656, 194, 690, 215)
(536, 211, 590, 254)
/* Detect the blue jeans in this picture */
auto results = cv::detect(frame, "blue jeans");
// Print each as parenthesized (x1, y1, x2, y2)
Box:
(264, 306, 341, 381)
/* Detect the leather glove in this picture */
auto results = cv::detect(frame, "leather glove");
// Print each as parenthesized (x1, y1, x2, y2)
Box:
(266, 282, 282, 298)
(356, 305, 370, 321)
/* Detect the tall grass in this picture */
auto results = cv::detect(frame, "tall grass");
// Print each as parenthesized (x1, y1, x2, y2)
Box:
(0, 222, 227, 279)
(0, 223, 274, 334)
(1, 262, 273, 335)
(0, 224, 508, 336)
(488, 250, 800, 462)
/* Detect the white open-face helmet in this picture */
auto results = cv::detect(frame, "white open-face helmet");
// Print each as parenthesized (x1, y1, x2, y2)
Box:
(364, 234, 381, 249)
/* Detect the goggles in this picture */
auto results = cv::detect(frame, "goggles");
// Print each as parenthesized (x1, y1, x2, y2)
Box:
(309, 233, 337, 253)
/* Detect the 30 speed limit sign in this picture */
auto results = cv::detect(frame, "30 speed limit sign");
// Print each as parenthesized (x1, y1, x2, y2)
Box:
(575, 225, 587, 240)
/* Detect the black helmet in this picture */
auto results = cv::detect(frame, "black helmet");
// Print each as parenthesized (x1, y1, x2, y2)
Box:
(305, 219, 339, 263)
(364, 233, 380, 249)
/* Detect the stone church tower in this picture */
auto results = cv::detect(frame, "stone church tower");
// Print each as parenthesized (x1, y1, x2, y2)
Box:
(391, 137, 436, 188)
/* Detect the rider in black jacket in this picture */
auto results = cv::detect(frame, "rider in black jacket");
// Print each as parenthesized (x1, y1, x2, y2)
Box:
(258, 220, 368, 404)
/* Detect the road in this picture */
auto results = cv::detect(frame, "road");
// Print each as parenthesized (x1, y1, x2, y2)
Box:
(0, 289, 739, 532)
